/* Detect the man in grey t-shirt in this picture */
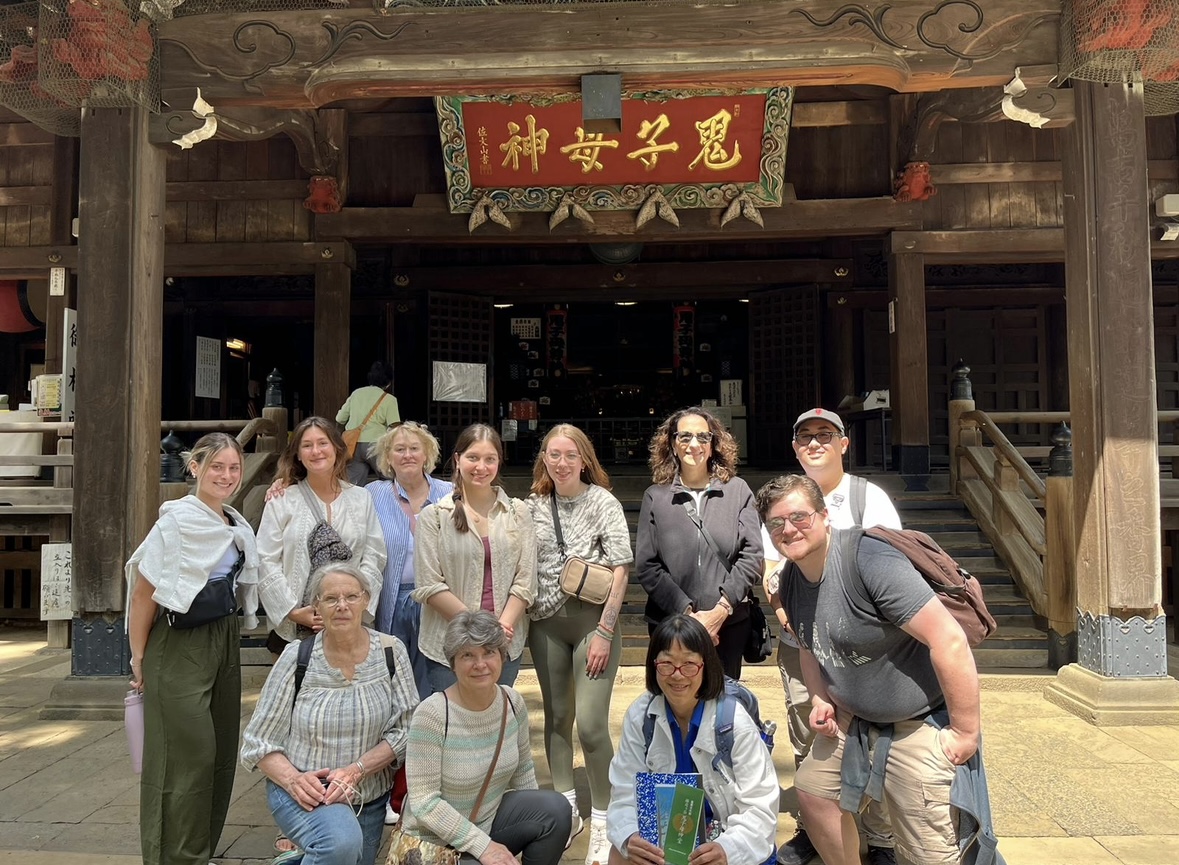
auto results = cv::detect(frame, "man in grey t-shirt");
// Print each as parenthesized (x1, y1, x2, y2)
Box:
(756, 474, 981, 865)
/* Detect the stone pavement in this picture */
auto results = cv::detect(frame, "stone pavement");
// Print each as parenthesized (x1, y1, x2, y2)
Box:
(3, 626, 1179, 865)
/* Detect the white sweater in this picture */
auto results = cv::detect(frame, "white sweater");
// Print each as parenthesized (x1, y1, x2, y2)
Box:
(256, 481, 387, 640)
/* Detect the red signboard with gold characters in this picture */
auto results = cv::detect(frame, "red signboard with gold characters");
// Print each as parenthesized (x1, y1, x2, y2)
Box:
(463, 94, 764, 188)
(435, 88, 793, 214)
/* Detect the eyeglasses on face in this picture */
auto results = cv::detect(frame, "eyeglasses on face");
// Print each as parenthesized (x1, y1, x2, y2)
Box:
(674, 431, 714, 445)
(544, 450, 582, 464)
(318, 593, 367, 608)
(793, 431, 839, 446)
(655, 660, 703, 677)
(766, 511, 819, 533)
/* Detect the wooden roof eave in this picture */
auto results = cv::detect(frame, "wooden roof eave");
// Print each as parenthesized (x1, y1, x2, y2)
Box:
(156, 0, 1061, 109)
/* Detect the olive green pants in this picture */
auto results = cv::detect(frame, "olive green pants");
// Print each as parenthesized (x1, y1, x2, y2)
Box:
(528, 597, 622, 810)
(140, 612, 240, 865)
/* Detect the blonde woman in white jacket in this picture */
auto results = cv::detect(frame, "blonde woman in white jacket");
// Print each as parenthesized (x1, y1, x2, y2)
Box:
(606, 615, 778, 865)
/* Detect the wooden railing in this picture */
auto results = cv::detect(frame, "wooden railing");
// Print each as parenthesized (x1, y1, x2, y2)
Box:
(947, 362, 1179, 668)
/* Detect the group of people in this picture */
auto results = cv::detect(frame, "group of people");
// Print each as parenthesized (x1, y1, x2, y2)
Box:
(125, 398, 998, 865)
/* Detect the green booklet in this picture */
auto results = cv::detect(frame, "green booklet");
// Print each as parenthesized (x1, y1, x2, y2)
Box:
(662, 782, 705, 865)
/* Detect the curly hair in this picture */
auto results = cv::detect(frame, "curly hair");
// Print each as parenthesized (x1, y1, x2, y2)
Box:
(648, 406, 740, 485)
(530, 423, 612, 496)
(275, 416, 349, 486)
(373, 421, 441, 478)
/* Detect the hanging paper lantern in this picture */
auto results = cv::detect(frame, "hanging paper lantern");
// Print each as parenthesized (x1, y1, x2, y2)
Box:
(0, 280, 40, 333)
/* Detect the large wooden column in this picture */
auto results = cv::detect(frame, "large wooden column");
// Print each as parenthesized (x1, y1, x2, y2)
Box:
(314, 260, 352, 420)
(1044, 82, 1179, 725)
(42, 107, 165, 719)
(888, 249, 930, 489)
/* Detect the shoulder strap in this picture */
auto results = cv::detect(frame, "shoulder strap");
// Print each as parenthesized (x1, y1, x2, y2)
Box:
(297, 482, 326, 521)
(849, 475, 868, 527)
(470, 688, 510, 824)
(838, 529, 883, 619)
(711, 693, 737, 773)
(356, 390, 387, 430)
(680, 496, 734, 574)
(293, 634, 316, 703)
(549, 492, 566, 557)
(377, 632, 398, 679)
(642, 694, 657, 758)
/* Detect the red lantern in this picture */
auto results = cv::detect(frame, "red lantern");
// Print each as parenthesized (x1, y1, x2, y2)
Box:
(0, 280, 40, 333)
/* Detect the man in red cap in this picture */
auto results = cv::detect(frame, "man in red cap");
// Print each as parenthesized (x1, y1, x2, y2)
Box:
(764, 408, 901, 865)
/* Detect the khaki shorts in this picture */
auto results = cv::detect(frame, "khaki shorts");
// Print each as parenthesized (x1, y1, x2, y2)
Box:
(794, 710, 959, 865)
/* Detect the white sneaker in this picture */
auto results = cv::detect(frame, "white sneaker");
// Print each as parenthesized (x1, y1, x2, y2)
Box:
(585, 819, 609, 865)
(385, 802, 400, 825)
(566, 812, 584, 850)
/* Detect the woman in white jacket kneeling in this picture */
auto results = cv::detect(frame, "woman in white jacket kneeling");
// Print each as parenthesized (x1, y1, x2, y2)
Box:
(606, 614, 779, 865)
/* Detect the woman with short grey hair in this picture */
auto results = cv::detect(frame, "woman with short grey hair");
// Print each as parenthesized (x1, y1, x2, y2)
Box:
(242, 562, 419, 865)
(402, 611, 570, 865)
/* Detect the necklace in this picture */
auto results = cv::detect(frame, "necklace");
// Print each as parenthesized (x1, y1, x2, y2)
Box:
(465, 501, 489, 523)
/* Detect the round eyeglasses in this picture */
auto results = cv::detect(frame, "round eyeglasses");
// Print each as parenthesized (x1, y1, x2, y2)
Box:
(765, 511, 819, 533)
(655, 660, 703, 678)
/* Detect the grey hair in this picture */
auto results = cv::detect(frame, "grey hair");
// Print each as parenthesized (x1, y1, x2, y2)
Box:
(308, 561, 369, 603)
(443, 610, 508, 669)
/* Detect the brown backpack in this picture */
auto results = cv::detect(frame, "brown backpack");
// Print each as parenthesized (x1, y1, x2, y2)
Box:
(849, 527, 998, 647)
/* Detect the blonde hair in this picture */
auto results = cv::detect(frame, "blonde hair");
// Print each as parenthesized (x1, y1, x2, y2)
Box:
(184, 432, 245, 495)
(374, 422, 441, 478)
(530, 423, 612, 496)
(275, 416, 349, 486)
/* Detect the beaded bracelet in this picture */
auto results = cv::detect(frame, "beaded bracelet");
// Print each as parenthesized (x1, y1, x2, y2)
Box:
(594, 624, 615, 642)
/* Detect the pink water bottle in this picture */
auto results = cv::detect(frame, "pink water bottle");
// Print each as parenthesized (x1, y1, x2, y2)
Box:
(124, 689, 145, 774)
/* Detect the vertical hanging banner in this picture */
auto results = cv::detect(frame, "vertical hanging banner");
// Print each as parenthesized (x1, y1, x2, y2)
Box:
(61, 308, 76, 423)
(195, 336, 221, 400)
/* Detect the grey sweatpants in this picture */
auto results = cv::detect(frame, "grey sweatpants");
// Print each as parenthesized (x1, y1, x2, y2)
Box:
(528, 597, 621, 810)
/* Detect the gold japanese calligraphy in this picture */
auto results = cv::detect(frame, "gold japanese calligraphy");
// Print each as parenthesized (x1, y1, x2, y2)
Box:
(559, 127, 621, 174)
(500, 114, 549, 173)
(626, 114, 679, 170)
(689, 108, 742, 171)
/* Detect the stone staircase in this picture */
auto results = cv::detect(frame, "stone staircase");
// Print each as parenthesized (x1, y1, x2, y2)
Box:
(567, 470, 1049, 670)
(242, 469, 1050, 680)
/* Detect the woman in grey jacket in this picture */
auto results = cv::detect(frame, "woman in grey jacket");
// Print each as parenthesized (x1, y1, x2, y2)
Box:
(635, 406, 763, 679)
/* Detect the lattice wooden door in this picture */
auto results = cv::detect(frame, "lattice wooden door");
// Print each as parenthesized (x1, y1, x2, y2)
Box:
(748, 286, 819, 465)
(427, 291, 494, 463)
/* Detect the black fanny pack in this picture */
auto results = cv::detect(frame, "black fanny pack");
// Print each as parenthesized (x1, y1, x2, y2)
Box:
(168, 533, 246, 629)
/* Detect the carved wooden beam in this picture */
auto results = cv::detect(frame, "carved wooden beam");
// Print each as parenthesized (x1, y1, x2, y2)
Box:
(152, 103, 349, 210)
(157, 0, 1060, 108)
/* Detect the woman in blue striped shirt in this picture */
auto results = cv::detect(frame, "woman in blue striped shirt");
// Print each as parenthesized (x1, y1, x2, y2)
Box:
(367, 421, 453, 700)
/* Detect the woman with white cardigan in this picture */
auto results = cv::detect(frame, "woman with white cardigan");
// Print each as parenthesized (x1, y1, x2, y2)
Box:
(257, 416, 387, 654)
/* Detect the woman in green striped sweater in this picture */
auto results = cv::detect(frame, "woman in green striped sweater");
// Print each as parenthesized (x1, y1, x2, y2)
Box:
(401, 611, 570, 865)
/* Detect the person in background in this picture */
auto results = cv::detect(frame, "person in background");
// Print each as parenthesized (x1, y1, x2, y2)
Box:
(606, 614, 778, 865)
(126, 432, 260, 865)
(402, 610, 571, 865)
(761, 409, 901, 865)
(413, 423, 536, 693)
(526, 424, 632, 864)
(242, 563, 419, 865)
(635, 406, 762, 679)
(338, 361, 401, 485)
(367, 421, 454, 826)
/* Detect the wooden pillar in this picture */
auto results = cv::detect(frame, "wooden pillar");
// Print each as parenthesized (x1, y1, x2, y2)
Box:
(43, 107, 165, 717)
(43, 136, 78, 378)
(888, 248, 930, 489)
(314, 261, 351, 420)
(947, 360, 975, 494)
(1045, 424, 1076, 670)
(1044, 81, 1179, 724)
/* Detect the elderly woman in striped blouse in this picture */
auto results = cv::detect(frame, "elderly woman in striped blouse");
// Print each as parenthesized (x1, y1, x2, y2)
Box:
(401, 611, 570, 865)
(242, 562, 419, 865)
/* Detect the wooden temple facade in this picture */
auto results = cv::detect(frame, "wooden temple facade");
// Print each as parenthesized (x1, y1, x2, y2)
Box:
(1, 0, 1178, 721)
